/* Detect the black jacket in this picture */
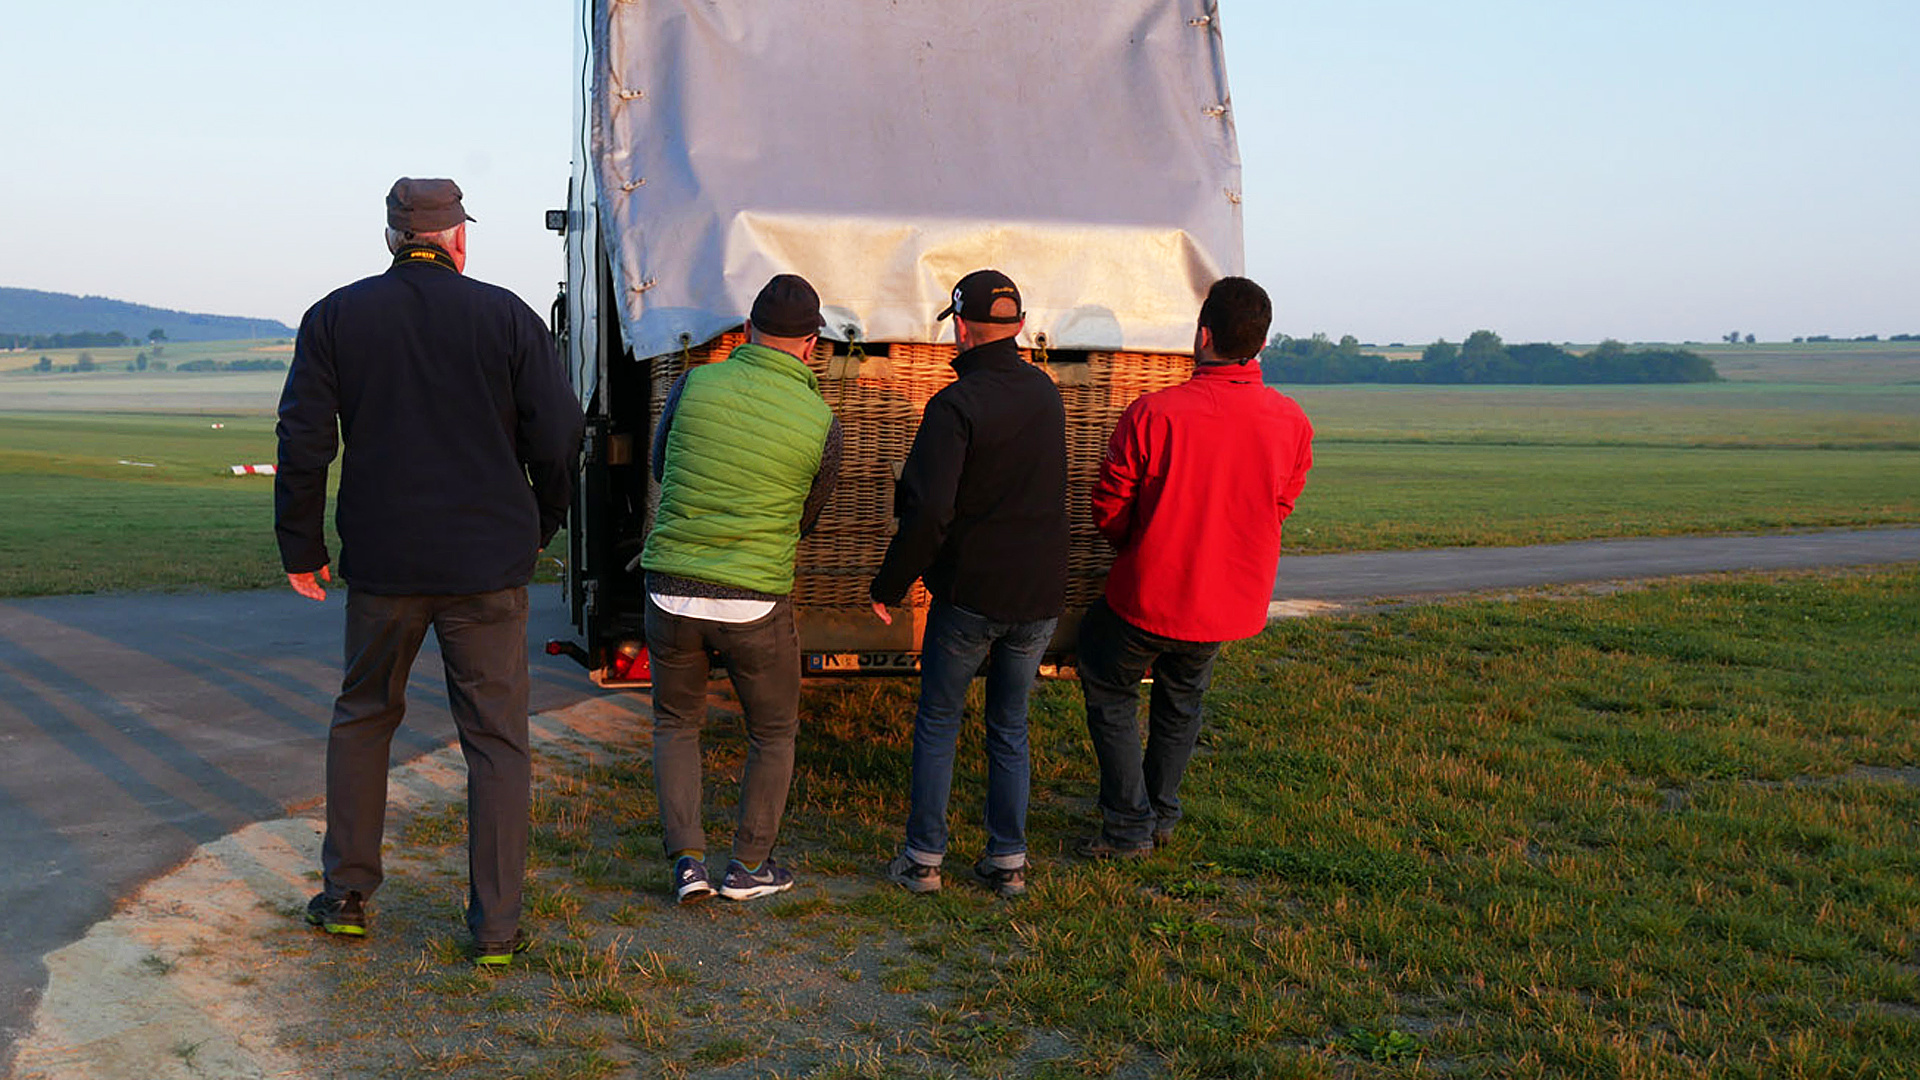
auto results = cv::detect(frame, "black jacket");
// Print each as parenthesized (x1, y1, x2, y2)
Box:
(870, 336, 1068, 622)
(274, 247, 584, 595)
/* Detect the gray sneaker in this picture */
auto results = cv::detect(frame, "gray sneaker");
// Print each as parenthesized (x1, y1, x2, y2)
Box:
(886, 852, 942, 894)
(971, 857, 1027, 899)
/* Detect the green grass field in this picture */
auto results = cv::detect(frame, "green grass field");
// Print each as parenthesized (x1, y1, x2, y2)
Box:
(0, 412, 294, 594)
(1, 341, 1916, 595)
(276, 568, 1920, 1078)
(0, 411, 570, 595)
(1270, 381, 1920, 552)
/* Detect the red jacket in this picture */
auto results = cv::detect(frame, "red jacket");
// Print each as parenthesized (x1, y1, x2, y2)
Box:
(1092, 361, 1313, 642)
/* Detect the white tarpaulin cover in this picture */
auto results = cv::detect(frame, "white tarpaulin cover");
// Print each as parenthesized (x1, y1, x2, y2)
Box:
(592, 0, 1243, 361)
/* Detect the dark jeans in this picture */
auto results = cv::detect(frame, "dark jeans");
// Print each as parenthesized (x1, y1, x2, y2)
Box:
(322, 586, 530, 944)
(646, 596, 801, 867)
(905, 600, 1058, 863)
(1077, 598, 1221, 847)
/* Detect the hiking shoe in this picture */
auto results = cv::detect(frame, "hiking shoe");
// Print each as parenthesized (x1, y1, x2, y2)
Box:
(472, 928, 533, 968)
(718, 858, 794, 901)
(305, 891, 367, 937)
(673, 856, 715, 904)
(886, 852, 942, 894)
(1074, 833, 1155, 860)
(972, 857, 1027, 899)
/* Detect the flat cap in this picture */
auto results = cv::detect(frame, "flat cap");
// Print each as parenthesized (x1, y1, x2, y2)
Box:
(386, 177, 475, 232)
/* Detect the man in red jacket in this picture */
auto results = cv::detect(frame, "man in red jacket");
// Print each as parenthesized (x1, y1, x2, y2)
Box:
(1075, 276, 1313, 858)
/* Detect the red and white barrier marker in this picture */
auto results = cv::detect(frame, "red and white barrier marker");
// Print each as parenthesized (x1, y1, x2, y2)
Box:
(229, 464, 277, 476)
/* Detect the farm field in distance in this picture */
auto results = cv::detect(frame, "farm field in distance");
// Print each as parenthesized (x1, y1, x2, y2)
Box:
(0, 339, 1916, 595)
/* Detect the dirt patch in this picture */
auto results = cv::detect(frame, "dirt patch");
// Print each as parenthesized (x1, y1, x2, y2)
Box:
(9, 695, 1109, 1079)
(8, 816, 319, 1079)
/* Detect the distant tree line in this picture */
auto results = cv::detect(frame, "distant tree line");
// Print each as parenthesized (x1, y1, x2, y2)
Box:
(1, 328, 167, 350)
(1793, 334, 1918, 343)
(23, 351, 283, 374)
(1259, 331, 1719, 385)
(174, 357, 287, 372)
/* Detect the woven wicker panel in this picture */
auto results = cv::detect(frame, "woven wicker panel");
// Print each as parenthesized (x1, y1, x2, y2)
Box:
(642, 338, 1189, 617)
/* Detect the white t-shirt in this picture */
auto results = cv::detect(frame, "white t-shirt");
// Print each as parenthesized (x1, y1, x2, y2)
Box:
(648, 591, 775, 625)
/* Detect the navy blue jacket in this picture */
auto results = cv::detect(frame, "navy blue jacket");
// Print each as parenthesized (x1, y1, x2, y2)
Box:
(870, 336, 1069, 622)
(274, 247, 584, 595)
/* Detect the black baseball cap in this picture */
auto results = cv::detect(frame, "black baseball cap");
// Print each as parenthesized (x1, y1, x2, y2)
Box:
(386, 178, 475, 232)
(749, 273, 825, 337)
(937, 269, 1023, 324)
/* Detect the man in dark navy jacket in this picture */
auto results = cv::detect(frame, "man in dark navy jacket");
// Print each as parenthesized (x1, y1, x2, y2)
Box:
(275, 177, 583, 966)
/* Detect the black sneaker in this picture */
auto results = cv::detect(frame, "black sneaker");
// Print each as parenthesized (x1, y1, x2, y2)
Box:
(305, 891, 367, 937)
(1074, 833, 1155, 860)
(673, 856, 716, 904)
(971, 857, 1027, 899)
(886, 852, 942, 894)
(473, 928, 533, 968)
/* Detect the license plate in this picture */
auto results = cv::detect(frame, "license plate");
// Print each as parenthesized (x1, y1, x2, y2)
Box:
(806, 651, 921, 674)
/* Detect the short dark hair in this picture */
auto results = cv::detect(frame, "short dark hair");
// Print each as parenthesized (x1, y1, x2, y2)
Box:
(1197, 276, 1272, 361)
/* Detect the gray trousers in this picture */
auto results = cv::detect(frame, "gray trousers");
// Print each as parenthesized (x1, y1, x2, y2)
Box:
(646, 596, 800, 867)
(321, 586, 530, 944)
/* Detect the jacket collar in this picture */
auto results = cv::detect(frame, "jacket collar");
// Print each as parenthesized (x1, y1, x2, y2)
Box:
(952, 335, 1023, 376)
(390, 244, 460, 273)
(731, 340, 821, 392)
(1191, 359, 1263, 383)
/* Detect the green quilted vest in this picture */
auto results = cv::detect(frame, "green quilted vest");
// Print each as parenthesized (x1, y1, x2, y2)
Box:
(640, 342, 832, 595)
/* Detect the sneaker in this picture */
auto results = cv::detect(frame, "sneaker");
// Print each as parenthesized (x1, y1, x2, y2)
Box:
(1074, 833, 1155, 860)
(305, 891, 367, 937)
(673, 856, 716, 904)
(1152, 826, 1176, 848)
(971, 857, 1027, 899)
(886, 852, 942, 894)
(718, 858, 794, 901)
(473, 928, 533, 968)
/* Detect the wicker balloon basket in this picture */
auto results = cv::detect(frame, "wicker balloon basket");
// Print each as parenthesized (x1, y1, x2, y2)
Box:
(646, 332, 1189, 642)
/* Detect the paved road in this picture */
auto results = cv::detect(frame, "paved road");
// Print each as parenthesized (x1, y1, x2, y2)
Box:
(1274, 526, 1920, 601)
(0, 585, 601, 1057)
(1, 526, 1915, 1053)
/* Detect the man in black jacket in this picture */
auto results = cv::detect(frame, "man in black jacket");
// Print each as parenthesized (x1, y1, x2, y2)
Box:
(275, 177, 584, 965)
(870, 269, 1068, 899)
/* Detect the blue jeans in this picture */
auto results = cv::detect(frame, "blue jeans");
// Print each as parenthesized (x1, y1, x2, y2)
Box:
(904, 601, 1058, 863)
(1077, 598, 1221, 847)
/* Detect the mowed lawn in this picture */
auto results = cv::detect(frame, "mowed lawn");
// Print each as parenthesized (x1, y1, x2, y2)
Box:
(0, 411, 296, 594)
(1280, 383, 1920, 553)
(2, 359, 1918, 595)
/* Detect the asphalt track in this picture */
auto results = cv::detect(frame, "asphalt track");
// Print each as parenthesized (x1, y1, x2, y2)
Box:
(1, 526, 1915, 1055)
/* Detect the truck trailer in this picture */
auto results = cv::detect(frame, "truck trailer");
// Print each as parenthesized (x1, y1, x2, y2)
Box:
(550, 0, 1245, 684)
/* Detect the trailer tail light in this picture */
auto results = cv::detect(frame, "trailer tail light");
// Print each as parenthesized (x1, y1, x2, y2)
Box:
(607, 641, 650, 683)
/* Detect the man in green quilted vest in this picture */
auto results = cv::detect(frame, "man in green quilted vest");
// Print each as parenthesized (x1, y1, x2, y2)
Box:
(640, 274, 843, 903)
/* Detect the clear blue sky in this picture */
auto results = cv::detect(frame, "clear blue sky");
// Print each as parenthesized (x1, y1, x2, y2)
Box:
(2, 1, 1913, 346)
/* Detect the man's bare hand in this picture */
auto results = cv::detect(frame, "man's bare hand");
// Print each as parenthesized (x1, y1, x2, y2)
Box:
(870, 600, 892, 625)
(288, 565, 331, 601)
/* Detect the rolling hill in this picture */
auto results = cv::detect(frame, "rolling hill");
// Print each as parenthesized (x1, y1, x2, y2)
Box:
(0, 287, 293, 343)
